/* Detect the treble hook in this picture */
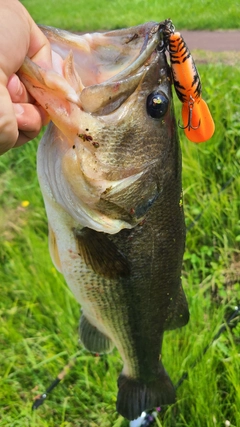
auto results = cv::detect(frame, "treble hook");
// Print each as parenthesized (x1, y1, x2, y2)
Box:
(178, 96, 201, 131)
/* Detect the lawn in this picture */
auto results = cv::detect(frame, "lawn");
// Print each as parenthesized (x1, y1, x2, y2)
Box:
(0, 2, 239, 427)
(21, 0, 240, 31)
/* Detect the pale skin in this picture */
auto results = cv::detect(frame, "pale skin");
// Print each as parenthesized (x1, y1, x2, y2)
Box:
(0, 0, 52, 155)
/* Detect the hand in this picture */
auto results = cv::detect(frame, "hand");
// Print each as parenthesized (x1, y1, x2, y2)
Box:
(0, 0, 52, 155)
(6, 74, 50, 148)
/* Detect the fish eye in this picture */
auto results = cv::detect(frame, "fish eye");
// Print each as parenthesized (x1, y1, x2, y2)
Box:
(146, 92, 169, 119)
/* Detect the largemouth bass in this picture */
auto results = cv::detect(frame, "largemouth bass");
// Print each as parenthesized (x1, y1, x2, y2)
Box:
(18, 21, 189, 420)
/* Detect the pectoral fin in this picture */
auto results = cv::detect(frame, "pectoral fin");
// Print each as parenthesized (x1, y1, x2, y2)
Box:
(74, 228, 130, 279)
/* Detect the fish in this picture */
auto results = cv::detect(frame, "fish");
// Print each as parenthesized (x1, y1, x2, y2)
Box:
(18, 21, 189, 420)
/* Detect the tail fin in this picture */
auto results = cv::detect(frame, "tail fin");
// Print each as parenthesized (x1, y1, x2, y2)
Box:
(182, 98, 215, 143)
(116, 366, 176, 420)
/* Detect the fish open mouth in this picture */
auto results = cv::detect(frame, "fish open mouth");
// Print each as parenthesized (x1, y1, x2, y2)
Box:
(42, 23, 163, 81)
(37, 22, 164, 115)
(19, 21, 166, 120)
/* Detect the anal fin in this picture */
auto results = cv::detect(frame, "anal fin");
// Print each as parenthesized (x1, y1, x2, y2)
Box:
(79, 314, 114, 354)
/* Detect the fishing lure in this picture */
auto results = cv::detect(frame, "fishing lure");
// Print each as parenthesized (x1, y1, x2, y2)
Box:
(161, 20, 215, 143)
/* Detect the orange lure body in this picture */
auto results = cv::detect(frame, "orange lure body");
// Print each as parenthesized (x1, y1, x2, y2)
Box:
(164, 24, 215, 143)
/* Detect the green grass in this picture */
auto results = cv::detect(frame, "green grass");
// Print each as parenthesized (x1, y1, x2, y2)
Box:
(1, 4, 240, 427)
(21, 0, 240, 30)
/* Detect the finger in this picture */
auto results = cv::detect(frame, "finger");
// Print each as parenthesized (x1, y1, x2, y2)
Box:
(14, 130, 40, 148)
(0, 80, 18, 154)
(14, 102, 50, 133)
(13, 103, 50, 148)
(28, 22, 52, 69)
(7, 74, 34, 104)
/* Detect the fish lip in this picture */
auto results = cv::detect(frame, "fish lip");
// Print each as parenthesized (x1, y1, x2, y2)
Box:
(80, 23, 165, 114)
(105, 23, 162, 84)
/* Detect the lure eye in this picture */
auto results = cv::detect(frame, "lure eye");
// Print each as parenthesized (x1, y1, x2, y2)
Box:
(146, 92, 169, 119)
